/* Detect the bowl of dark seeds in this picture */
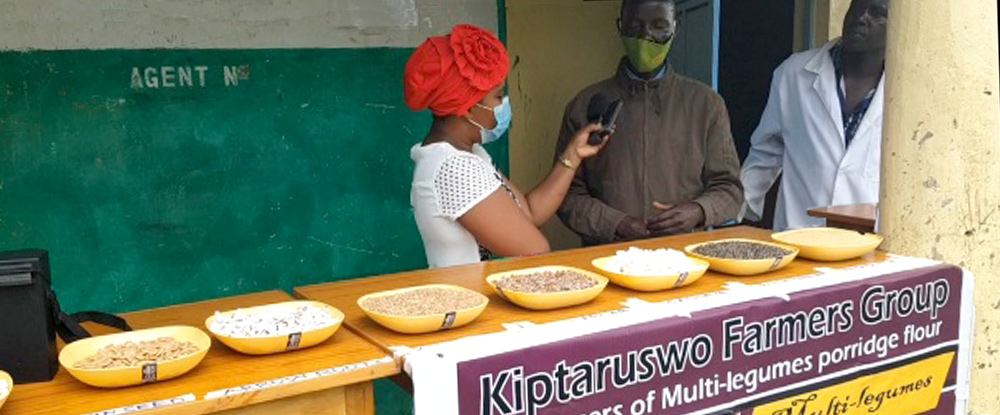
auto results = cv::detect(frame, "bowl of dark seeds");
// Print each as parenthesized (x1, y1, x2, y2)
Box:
(485, 266, 609, 310)
(357, 285, 489, 334)
(684, 239, 799, 276)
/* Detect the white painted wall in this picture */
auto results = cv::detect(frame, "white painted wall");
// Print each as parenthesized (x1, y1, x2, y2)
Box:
(0, 0, 497, 50)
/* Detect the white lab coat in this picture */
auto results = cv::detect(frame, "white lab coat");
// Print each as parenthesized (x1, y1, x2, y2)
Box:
(741, 40, 884, 231)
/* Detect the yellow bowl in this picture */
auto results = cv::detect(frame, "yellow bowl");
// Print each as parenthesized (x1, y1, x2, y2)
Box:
(205, 301, 344, 355)
(1, 370, 12, 410)
(485, 266, 609, 310)
(58, 326, 211, 388)
(685, 239, 799, 276)
(591, 256, 710, 292)
(358, 284, 489, 334)
(771, 228, 884, 261)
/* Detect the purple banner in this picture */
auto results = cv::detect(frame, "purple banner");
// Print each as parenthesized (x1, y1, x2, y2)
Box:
(458, 264, 964, 415)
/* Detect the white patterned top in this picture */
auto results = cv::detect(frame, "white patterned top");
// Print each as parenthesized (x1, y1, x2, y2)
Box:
(411, 142, 502, 268)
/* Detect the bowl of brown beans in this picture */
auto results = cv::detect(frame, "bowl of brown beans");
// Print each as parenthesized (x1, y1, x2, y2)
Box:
(485, 266, 609, 310)
(58, 326, 211, 388)
(357, 285, 489, 334)
(684, 239, 799, 276)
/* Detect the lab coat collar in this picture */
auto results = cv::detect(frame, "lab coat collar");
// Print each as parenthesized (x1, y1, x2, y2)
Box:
(807, 39, 846, 144)
(804, 39, 840, 75)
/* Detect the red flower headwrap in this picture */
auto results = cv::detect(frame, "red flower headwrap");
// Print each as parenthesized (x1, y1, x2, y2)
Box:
(404, 25, 510, 117)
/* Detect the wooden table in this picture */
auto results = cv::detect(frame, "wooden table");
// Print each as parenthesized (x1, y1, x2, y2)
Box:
(1, 291, 398, 415)
(295, 226, 886, 352)
(807, 203, 878, 233)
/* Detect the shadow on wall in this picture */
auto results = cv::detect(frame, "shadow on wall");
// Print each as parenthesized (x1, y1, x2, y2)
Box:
(506, 0, 624, 251)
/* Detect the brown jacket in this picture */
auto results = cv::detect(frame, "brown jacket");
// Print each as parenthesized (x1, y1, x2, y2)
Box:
(555, 61, 744, 245)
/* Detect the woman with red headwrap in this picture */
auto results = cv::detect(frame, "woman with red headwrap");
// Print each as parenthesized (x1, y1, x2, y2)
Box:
(406, 24, 609, 268)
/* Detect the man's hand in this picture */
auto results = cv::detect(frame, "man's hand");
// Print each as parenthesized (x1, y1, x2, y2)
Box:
(615, 216, 650, 241)
(647, 201, 705, 236)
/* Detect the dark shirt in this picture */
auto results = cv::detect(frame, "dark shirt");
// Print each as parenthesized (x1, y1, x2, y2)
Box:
(830, 44, 879, 148)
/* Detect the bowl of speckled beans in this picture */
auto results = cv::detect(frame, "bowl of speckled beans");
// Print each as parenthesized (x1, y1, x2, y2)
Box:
(206, 301, 344, 355)
(685, 239, 799, 276)
(486, 266, 609, 310)
(357, 285, 489, 334)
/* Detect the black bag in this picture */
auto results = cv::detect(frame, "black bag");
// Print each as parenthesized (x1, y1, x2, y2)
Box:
(0, 249, 132, 384)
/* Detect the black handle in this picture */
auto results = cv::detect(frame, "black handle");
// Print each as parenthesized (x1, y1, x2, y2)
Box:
(49, 290, 132, 344)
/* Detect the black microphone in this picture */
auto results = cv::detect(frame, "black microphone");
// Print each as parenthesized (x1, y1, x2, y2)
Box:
(587, 93, 614, 124)
(585, 93, 623, 145)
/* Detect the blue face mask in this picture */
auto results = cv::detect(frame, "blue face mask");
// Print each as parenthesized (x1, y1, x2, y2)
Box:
(471, 96, 512, 144)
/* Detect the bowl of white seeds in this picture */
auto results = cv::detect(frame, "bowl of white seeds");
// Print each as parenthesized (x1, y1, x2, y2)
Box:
(1, 370, 12, 410)
(205, 301, 344, 355)
(592, 247, 709, 291)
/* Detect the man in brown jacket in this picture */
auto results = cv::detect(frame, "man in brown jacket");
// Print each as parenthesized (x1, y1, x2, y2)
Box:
(555, 0, 743, 246)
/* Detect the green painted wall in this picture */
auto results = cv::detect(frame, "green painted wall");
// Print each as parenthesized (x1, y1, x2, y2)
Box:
(1, 4, 507, 413)
(0, 48, 508, 315)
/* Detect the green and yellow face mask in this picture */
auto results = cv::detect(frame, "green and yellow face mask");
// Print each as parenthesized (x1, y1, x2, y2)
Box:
(621, 36, 674, 74)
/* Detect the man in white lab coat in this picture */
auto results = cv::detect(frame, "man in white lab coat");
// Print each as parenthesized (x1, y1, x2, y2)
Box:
(741, 0, 889, 231)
